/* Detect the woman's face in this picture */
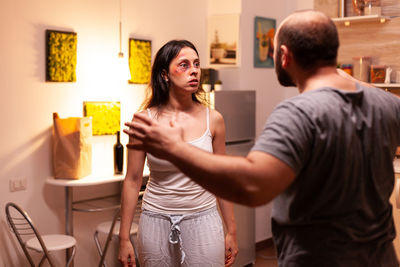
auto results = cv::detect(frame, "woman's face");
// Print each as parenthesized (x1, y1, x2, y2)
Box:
(166, 47, 200, 94)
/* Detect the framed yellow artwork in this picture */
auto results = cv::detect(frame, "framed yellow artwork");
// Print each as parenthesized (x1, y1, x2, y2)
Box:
(46, 30, 77, 82)
(129, 38, 152, 84)
(83, 101, 120, 135)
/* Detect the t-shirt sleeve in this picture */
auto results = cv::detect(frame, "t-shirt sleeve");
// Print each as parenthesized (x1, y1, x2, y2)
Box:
(251, 102, 314, 175)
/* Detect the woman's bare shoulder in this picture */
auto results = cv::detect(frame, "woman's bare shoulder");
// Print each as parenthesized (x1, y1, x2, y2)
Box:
(208, 108, 225, 137)
(134, 109, 148, 117)
(209, 108, 224, 123)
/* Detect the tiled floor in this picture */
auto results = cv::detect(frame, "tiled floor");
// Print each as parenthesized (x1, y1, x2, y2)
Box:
(252, 242, 278, 267)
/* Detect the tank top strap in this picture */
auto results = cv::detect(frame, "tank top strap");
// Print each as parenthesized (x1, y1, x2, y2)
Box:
(146, 108, 152, 118)
(206, 107, 210, 131)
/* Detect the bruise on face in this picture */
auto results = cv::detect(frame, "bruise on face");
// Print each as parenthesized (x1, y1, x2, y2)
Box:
(170, 48, 200, 75)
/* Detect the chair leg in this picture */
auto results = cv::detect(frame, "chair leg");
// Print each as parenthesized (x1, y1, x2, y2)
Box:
(94, 231, 103, 256)
(66, 245, 76, 267)
(38, 255, 46, 267)
(38, 253, 56, 267)
(94, 231, 108, 267)
(131, 234, 140, 267)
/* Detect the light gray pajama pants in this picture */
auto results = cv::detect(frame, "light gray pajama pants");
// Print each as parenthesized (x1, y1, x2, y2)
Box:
(136, 206, 225, 267)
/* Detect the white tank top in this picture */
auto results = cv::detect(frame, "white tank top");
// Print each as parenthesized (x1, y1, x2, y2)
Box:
(142, 107, 216, 214)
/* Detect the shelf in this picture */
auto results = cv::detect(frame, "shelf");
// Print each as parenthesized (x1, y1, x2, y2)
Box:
(46, 165, 149, 187)
(372, 83, 400, 89)
(332, 15, 391, 26)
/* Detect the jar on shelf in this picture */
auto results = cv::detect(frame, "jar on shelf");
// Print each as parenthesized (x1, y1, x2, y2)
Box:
(341, 64, 353, 76)
(352, 56, 371, 82)
(364, 0, 381, 16)
(370, 65, 386, 83)
(352, 0, 365, 16)
(396, 70, 400, 84)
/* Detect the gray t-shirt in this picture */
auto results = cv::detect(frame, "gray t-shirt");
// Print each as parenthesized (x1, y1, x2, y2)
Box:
(252, 84, 400, 266)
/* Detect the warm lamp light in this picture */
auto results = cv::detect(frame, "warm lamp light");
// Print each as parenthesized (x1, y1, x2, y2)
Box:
(344, 21, 350, 26)
(117, 56, 131, 81)
(116, 0, 130, 81)
(118, 0, 124, 58)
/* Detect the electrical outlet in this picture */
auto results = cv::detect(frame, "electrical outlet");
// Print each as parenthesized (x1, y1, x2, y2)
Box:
(9, 177, 27, 192)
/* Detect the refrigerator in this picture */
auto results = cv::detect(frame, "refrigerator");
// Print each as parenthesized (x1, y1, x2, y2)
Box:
(211, 90, 256, 267)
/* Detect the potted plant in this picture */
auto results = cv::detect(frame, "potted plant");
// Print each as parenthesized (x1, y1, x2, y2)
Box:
(202, 77, 211, 92)
(214, 80, 223, 91)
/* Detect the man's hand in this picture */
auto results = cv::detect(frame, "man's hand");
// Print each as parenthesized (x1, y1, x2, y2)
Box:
(123, 112, 184, 159)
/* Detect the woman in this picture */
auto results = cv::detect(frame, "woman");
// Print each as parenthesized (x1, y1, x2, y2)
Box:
(119, 40, 238, 267)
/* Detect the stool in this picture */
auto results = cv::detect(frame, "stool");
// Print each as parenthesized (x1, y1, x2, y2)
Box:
(94, 209, 139, 267)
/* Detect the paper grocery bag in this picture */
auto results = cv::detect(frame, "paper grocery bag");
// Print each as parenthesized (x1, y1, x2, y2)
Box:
(52, 113, 92, 179)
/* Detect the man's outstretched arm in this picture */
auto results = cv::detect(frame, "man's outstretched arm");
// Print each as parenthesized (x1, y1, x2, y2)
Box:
(124, 113, 295, 206)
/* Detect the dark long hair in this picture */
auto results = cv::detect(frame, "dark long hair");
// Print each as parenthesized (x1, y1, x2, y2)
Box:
(140, 40, 207, 111)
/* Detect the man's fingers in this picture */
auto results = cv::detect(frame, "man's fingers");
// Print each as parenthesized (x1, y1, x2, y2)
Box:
(124, 111, 154, 133)
(132, 121, 149, 136)
(134, 112, 153, 125)
(124, 121, 146, 134)
(124, 121, 148, 137)
(123, 127, 133, 136)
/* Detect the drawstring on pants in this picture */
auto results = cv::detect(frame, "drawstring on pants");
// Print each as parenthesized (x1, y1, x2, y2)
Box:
(168, 215, 187, 264)
(141, 207, 217, 265)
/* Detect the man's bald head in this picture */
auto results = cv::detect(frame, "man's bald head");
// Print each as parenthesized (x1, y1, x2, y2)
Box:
(276, 10, 339, 72)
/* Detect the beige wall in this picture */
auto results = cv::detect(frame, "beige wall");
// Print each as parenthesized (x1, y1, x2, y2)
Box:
(336, 18, 400, 80)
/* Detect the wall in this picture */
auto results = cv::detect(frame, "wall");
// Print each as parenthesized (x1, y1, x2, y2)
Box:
(336, 18, 400, 80)
(314, 0, 400, 74)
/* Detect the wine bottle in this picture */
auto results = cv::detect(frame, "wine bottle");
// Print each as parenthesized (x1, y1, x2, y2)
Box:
(114, 131, 124, 174)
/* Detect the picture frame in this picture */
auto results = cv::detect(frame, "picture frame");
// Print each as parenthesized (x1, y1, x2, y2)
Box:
(254, 17, 276, 68)
(208, 14, 240, 67)
(83, 101, 120, 136)
(46, 30, 77, 82)
(128, 38, 152, 84)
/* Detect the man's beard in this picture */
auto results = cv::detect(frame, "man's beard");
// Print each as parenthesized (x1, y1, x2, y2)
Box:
(275, 51, 296, 87)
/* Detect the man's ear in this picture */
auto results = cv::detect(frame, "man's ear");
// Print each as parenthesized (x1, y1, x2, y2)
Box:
(280, 45, 291, 68)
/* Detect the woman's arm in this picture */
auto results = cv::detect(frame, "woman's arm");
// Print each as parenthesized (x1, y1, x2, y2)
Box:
(119, 114, 146, 267)
(210, 109, 238, 267)
(217, 199, 238, 267)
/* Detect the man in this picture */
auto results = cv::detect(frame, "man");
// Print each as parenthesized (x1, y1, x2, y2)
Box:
(125, 10, 400, 266)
